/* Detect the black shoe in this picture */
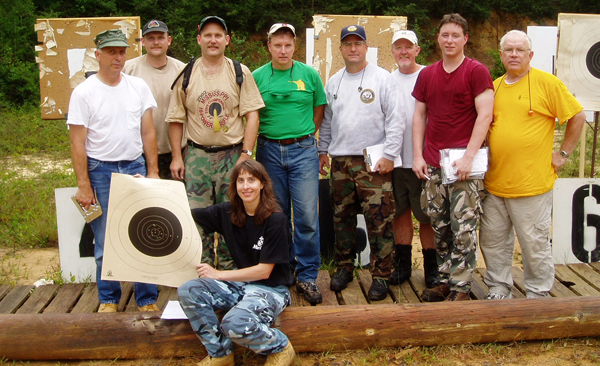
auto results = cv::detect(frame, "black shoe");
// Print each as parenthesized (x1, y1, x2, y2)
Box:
(296, 280, 323, 305)
(390, 244, 412, 285)
(422, 248, 441, 288)
(368, 279, 389, 301)
(330, 268, 353, 291)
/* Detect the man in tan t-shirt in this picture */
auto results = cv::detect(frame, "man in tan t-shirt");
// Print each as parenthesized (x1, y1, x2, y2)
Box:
(166, 16, 264, 269)
(123, 20, 185, 179)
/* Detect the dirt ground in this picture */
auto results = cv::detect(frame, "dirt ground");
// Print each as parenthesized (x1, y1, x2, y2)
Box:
(3, 245, 600, 365)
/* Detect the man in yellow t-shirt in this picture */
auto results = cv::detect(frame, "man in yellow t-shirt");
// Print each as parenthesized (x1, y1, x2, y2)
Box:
(480, 30, 585, 299)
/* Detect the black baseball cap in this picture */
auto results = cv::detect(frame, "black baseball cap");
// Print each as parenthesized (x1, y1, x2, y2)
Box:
(142, 20, 169, 36)
(198, 16, 228, 33)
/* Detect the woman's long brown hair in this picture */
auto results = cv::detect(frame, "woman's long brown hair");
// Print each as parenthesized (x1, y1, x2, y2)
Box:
(227, 159, 281, 227)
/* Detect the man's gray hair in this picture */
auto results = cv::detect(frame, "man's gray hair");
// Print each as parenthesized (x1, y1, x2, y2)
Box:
(500, 30, 532, 50)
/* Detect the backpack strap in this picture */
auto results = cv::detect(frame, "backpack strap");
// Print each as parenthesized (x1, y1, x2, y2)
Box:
(171, 56, 196, 91)
(233, 59, 244, 86)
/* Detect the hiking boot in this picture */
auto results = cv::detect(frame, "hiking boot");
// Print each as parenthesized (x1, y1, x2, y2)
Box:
(197, 353, 234, 366)
(368, 279, 389, 301)
(390, 244, 412, 285)
(446, 290, 471, 301)
(138, 303, 160, 312)
(296, 280, 323, 305)
(422, 248, 441, 288)
(265, 341, 296, 366)
(330, 268, 353, 291)
(98, 303, 118, 313)
(485, 292, 512, 300)
(421, 282, 450, 302)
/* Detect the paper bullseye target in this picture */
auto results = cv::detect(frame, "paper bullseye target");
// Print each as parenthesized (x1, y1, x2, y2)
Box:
(557, 13, 600, 111)
(102, 173, 202, 288)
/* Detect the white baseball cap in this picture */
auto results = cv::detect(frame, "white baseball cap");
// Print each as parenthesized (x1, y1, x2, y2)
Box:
(392, 30, 418, 45)
(268, 23, 296, 37)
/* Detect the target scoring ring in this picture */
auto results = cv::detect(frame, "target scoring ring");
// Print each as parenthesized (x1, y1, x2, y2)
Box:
(128, 207, 182, 257)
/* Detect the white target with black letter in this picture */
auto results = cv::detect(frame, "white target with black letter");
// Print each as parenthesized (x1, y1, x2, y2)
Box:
(102, 173, 201, 288)
(557, 13, 600, 111)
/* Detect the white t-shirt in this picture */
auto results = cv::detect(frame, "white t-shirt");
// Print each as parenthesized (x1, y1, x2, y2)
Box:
(391, 66, 423, 168)
(67, 74, 157, 161)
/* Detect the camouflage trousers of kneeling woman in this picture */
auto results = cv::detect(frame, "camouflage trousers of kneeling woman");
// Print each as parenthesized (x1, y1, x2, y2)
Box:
(178, 278, 291, 358)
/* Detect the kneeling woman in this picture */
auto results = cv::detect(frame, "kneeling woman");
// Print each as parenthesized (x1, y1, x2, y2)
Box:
(178, 160, 295, 366)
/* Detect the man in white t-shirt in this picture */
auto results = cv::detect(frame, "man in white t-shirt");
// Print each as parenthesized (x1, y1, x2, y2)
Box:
(68, 29, 159, 313)
(389, 30, 439, 289)
(124, 20, 185, 179)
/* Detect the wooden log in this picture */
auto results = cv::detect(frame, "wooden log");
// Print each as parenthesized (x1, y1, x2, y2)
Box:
(3, 296, 600, 360)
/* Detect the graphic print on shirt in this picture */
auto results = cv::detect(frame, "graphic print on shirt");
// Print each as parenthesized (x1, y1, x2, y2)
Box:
(360, 89, 375, 104)
(197, 89, 232, 133)
(252, 236, 264, 251)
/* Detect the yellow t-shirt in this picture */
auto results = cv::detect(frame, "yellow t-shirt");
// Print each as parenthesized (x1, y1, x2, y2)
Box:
(166, 57, 265, 146)
(485, 68, 583, 198)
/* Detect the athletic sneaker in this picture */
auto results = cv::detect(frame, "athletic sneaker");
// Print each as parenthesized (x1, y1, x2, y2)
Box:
(485, 292, 513, 300)
(296, 280, 323, 305)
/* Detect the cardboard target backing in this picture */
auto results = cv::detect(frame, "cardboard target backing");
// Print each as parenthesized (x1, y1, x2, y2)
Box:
(102, 174, 202, 288)
(556, 13, 600, 111)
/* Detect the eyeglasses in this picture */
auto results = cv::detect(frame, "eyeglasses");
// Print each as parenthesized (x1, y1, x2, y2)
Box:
(268, 63, 294, 98)
(502, 48, 530, 55)
(341, 41, 366, 48)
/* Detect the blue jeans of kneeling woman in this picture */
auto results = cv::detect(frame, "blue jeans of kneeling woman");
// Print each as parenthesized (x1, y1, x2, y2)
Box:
(178, 277, 291, 358)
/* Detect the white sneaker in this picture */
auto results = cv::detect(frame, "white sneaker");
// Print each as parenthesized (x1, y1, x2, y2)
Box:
(485, 292, 512, 300)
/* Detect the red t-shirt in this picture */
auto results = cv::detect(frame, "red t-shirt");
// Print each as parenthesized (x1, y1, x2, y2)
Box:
(412, 58, 493, 168)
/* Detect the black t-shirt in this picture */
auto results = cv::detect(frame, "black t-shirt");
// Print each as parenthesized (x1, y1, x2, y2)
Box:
(191, 202, 293, 287)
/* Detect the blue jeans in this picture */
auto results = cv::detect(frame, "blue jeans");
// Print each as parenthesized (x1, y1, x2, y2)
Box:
(87, 156, 158, 306)
(178, 278, 290, 357)
(256, 135, 321, 282)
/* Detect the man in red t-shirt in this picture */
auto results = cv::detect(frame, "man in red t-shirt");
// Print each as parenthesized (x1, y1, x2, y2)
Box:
(412, 13, 494, 302)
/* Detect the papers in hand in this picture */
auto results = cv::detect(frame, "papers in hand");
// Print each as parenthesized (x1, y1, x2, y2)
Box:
(364, 144, 403, 172)
(440, 147, 488, 184)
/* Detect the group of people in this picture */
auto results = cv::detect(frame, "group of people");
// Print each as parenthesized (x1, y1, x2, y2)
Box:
(68, 12, 585, 366)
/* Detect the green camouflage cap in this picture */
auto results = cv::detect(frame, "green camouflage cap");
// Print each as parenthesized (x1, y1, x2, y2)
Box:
(94, 30, 130, 49)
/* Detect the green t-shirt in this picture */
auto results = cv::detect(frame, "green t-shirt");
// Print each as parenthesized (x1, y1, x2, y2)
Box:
(253, 61, 326, 139)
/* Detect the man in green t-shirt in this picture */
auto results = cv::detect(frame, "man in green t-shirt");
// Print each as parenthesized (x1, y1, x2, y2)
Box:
(252, 23, 327, 305)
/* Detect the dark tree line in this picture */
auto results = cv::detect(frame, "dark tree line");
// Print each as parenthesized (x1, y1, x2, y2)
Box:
(1, 0, 598, 109)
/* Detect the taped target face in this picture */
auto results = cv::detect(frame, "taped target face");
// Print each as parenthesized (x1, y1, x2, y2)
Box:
(102, 174, 202, 287)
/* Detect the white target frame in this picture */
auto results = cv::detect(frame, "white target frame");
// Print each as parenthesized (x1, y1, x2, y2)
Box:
(556, 13, 600, 111)
(102, 173, 202, 288)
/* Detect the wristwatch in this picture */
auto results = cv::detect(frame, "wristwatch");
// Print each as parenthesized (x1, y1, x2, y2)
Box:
(560, 150, 569, 158)
(242, 149, 253, 157)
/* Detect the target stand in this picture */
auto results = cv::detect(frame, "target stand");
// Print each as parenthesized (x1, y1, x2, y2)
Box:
(102, 173, 201, 288)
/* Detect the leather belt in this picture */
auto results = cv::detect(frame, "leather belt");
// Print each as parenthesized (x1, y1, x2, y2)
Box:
(187, 140, 242, 153)
(260, 134, 311, 146)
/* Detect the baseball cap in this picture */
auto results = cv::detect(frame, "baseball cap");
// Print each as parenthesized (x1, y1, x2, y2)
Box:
(94, 30, 130, 49)
(142, 20, 169, 36)
(268, 23, 296, 37)
(392, 30, 418, 45)
(341, 25, 366, 41)
(199, 16, 228, 33)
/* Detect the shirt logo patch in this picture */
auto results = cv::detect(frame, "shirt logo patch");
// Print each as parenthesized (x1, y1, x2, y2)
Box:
(252, 236, 264, 250)
(197, 89, 232, 133)
(290, 79, 305, 91)
(360, 89, 375, 104)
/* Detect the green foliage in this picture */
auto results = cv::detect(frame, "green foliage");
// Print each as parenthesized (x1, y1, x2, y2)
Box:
(559, 119, 600, 178)
(226, 33, 271, 71)
(487, 49, 506, 79)
(0, 106, 71, 156)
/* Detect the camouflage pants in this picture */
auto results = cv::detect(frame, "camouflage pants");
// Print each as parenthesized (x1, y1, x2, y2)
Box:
(185, 144, 241, 270)
(421, 167, 485, 292)
(178, 278, 291, 358)
(330, 156, 395, 278)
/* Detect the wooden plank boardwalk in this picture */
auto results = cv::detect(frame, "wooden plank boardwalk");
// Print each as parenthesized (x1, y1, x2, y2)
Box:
(2, 264, 600, 314)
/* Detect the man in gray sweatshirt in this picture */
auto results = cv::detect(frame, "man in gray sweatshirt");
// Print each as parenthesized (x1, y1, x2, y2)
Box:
(318, 24, 405, 301)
